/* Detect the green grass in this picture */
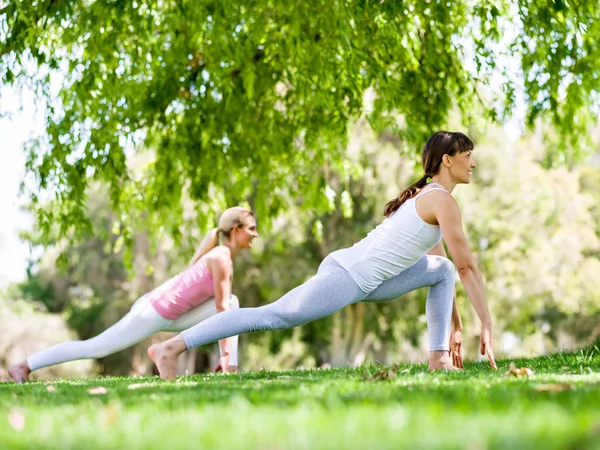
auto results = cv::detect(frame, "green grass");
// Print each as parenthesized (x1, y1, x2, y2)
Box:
(2, 351, 600, 449)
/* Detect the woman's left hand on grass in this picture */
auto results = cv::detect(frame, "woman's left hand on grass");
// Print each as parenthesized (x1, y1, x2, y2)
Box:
(480, 323, 497, 369)
(214, 355, 230, 374)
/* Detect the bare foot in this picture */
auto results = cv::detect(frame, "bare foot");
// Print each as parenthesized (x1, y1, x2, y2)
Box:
(148, 342, 181, 380)
(8, 362, 31, 384)
(428, 351, 458, 371)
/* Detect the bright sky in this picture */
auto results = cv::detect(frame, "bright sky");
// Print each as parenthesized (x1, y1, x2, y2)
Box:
(0, 85, 42, 288)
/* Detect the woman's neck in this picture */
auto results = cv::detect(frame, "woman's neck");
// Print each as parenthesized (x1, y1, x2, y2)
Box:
(223, 241, 242, 259)
(429, 175, 456, 194)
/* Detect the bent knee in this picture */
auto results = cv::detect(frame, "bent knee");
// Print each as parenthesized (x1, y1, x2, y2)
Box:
(430, 256, 455, 280)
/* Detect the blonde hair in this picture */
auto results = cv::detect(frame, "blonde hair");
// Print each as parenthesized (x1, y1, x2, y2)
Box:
(189, 207, 255, 265)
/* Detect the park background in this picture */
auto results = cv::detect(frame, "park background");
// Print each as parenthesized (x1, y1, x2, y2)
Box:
(1, 0, 600, 381)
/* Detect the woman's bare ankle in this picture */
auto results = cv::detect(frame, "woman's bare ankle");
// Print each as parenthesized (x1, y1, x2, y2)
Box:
(165, 336, 188, 355)
(148, 335, 188, 380)
(428, 350, 455, 371)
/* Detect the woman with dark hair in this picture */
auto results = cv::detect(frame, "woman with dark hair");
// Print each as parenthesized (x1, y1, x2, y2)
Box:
(8, 207, 259, 383)
(149, 132, 496, 378)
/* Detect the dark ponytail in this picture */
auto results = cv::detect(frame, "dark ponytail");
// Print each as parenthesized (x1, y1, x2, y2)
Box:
(383, 131, 474, 218)
(383, 174, 430, 217)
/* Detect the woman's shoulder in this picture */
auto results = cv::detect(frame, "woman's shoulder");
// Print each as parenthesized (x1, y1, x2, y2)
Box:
(201, 246, 233, 278)
(203, 245, 232, 264)
(414, 188, 459, 221)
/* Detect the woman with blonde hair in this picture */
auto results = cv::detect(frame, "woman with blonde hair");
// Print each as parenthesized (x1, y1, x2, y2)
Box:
(149, 131, 496, 377)
(8, 207, 259, 383)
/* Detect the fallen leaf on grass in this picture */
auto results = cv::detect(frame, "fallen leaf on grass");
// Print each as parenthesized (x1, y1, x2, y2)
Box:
(8, 409, 25, 431)
(364, 364, 399, 381)
(535, 383, 572, 392)
(87, 387, 108, 395)
(504, 362, 534, 377)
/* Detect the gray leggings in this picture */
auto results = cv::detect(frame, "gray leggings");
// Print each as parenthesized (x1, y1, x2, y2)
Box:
(182, 255, 455, 352)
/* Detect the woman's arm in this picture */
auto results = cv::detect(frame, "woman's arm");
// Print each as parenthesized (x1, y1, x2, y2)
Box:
(434, 195, 496, 369)
(209, 252, 234, 371)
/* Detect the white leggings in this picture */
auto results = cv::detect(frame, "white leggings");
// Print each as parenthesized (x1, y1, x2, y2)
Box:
(27, 295, 240, 371)
(182, 255, 456, 352)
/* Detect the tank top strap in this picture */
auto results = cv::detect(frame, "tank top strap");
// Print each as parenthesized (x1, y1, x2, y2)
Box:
(414, 186, 448, 200)
(426, 182, 445, 189)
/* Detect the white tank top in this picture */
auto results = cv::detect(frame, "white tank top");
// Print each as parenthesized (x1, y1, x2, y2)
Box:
(329, 185, 446, 293)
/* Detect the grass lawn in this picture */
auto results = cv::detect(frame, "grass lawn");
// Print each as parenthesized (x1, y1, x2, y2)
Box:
(2, 350, 600, 449)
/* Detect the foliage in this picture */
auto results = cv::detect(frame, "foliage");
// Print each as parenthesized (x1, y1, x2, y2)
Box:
(0, 298, 94, 380)
(229, 124, 600, 365)
(455, 129, 600, 350)
(2, 1, 600, 245)
(12, 121, 600, 373)
(12, 182, 158, 375)
(219, 119, 430, 367)
(2, 352, 600, 448)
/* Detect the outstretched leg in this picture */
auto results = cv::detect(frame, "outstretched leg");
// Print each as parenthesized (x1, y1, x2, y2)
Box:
(9, 296, 171, 383)
(363, 255, 456, 369)
(149, 258, 365, 379)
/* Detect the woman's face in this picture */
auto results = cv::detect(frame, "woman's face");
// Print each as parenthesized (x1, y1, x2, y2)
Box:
(234, 215, 259, 248)
(448, 150, 476, 184)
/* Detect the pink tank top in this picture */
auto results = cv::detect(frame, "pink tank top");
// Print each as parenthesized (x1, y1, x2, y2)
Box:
(147, 257, 215, 320)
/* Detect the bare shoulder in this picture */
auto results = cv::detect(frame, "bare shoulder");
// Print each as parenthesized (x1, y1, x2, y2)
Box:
(429, 191, 463, 227)
(434, 190, 458, 209)
(417, 188, 455, 208)
(204, 246, 232, 268)
(416, 189, 458, 222)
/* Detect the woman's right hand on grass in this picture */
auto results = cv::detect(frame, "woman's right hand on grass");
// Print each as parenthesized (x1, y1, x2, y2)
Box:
(450, 326, 464, 369)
